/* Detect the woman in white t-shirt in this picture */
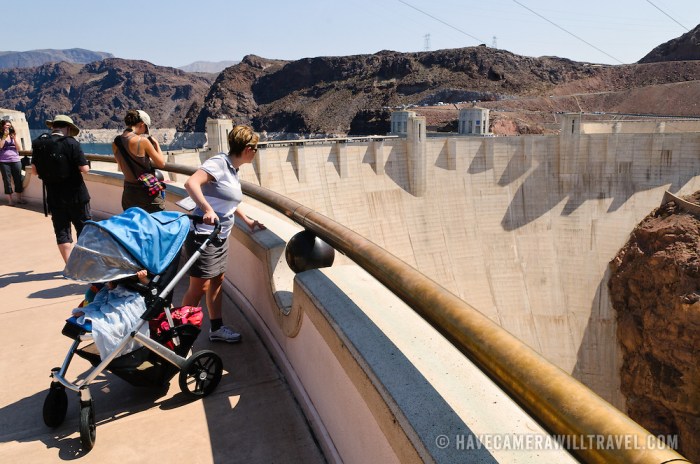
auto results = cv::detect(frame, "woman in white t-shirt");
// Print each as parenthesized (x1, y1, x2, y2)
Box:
(181, 125, 266, 343)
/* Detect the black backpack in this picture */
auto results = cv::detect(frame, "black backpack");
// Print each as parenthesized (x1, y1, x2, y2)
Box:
(31, 133, 72, 184)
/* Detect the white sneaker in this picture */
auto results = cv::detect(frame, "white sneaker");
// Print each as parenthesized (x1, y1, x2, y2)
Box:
(209, 326, 242, 343)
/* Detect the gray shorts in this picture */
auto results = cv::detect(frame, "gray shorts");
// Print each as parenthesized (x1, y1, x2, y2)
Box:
(183, 231, 229, 279)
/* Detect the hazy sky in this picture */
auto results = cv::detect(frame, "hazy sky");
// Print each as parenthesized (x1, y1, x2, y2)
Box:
(10, 0, 700, 68)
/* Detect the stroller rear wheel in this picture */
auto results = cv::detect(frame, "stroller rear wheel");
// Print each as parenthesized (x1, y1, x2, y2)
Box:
(178, 350, 223, 398)
(42, 382, 68, 428)
(79, 399, 96, 451)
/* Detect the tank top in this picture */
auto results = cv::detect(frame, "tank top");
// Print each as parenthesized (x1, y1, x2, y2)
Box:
(0, 137, 20, 163)
(116, 132, 152, 183)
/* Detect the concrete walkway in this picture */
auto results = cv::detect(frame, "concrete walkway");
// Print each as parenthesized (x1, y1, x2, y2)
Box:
(0, 203, 326, 463)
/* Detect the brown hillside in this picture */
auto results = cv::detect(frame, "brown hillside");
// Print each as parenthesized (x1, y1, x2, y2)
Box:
(1, 40, 700, 135)
(182, 55, 288, 132)
(204, 47, 603, 135)
(0, 58, 214, 130)
(609, 193, 700, 462)
(422, 61, 700, 135)
(639, 24, 700, 63)
(197, 48, 700, 136)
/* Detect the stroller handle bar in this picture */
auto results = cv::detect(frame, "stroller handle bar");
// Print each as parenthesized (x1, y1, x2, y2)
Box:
(156, 215, 221, 303)
(144, 214, 223, 339)
(186, 214, 222, 237)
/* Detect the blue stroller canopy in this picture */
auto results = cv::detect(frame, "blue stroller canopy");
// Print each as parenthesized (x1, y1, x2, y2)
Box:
(64, 208, 190, 283)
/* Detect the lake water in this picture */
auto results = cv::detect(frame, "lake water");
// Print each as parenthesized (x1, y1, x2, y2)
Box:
(66, 141, 202, 155)
(28, 130, 206, 155)
(81, 143, 114, 155)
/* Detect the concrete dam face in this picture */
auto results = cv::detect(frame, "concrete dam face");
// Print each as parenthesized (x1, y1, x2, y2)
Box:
(240, 115, 700, 409)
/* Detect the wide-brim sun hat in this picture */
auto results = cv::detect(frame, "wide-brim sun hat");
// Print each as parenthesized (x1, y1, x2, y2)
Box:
(45, 115, 80, 137)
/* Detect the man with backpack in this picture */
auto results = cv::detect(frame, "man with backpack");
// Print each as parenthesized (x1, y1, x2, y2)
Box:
(31, 115, 91, 263)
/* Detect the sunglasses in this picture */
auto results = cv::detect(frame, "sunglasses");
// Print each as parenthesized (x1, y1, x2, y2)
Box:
(247, 145, 258, 153)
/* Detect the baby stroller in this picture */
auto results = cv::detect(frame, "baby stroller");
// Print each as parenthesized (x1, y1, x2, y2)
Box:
(41, 208, 224, 451)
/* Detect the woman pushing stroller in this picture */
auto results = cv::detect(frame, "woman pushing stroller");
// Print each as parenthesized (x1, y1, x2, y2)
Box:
(181, 124, 266, 343)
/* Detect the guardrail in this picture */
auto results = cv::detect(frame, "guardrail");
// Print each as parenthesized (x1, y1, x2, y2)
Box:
(83, 153, 687, 463)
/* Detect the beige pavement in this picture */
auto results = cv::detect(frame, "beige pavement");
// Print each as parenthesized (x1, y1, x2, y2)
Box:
(0, 203, 325, 463)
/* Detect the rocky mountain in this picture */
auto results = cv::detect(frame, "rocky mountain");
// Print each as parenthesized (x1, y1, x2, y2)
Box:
(472, 59, 700, 134)
(0, 58, 214, 131)
(0, 48, 112, 69)
(609, 193, 700, 462)
(639, 24, 700, 63)
(178, 60, 239, 73)
(2, 29, 700, 136)
(192, 43, 700, 136)
(195, 47, 609, 135)
(182, 55, 289, 132)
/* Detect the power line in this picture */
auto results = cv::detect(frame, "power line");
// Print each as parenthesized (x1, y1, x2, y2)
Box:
(645, 0, 689, 31)
(397, 0, 487, 45)
(511, 0, 623, 64)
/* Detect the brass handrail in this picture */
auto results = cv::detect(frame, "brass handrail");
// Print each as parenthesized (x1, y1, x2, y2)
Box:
(84, 153, 688, 463)
(85, 154, 196, 176)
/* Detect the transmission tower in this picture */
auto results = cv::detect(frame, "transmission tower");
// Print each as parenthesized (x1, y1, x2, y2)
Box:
(424, 33, 431, 51)
(492, 36, 497, 49)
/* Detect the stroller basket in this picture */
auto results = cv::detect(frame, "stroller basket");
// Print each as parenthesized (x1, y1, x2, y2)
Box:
(44, 209, 224, 452)
(62, 314, 202, 388)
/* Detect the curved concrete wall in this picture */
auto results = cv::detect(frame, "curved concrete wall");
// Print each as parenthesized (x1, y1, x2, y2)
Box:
(23, 120, 700, 409)
(237, 123, 700, 408)
(20, 172, 577, 463)
(204, 191, 578, 463)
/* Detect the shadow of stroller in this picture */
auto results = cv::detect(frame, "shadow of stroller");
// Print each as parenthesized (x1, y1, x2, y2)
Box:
(29, 284, 86, 300)
(0, 365, 229, 459)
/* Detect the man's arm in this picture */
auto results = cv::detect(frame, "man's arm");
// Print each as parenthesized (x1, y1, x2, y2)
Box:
(72, 139, 90, 173)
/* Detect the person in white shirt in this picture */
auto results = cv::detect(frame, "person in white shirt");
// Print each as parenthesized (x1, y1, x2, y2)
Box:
(181, 125, 265, 343)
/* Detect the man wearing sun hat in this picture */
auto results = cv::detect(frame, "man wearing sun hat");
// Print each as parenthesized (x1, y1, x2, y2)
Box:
(31, 114, 91, 263)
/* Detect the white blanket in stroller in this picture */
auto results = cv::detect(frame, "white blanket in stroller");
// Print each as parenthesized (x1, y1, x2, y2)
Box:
(72, 285, 150, 359)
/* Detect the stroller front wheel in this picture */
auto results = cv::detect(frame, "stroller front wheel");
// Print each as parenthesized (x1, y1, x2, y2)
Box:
(79, 399, 96, 451)
(179, 350, 223, 398)
(42, 382, 68, 428)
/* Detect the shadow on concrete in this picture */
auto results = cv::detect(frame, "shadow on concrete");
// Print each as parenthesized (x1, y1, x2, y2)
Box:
(467, 143, 491, 175)
(384, 145, 410, 193)
(2, 206, 328, 462)
(0, 270, 84, 299)
(571, 269, 623, 409)
(500, 157, 564, 230)
(435, 141, 450, 170)
(361, 148, 379, 174)
(499, 149, 696, 231)
(0, 366, 210, 459)
(327, 146, 341, 178)
(497, 151, 531, 187)
(198, 291, 327, 464)
(285, 149, 300, 182)
(29, 284, 86, 299)
(0, 270, 64, 289)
